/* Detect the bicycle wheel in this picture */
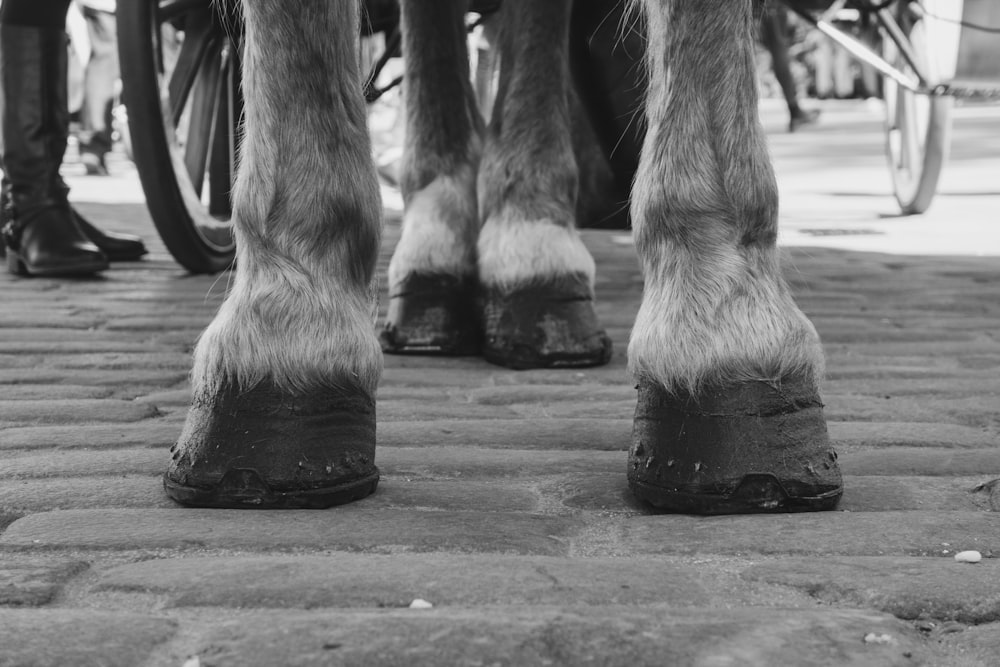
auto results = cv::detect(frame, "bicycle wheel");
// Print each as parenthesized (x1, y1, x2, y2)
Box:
(881, 1, 956, 215)
(118, 0, 240, 274)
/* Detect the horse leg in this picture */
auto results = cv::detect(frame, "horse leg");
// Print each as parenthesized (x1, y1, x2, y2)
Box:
(627, 0, 842, 513)
(380, 0, 483, 355)
(476, 0, 612, 370)
(165, 0, 382, 508)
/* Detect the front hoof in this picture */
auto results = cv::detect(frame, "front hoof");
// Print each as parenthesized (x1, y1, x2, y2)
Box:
(480, 275, 612, 370)
(380, 273, 481, 355)
(166, 381, 379, 509)
(628, 377, 842, 514)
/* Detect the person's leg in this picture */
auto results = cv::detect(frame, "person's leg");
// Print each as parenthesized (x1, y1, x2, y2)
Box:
(760, 5, 818, 132)
(79, 7, 118, 176)
(833, 29, 855, 98)
(811, 32, 834, 99)
(0, 0, 108, 275)
(0, 0, 145, 268)
(0, 0, 73, 27)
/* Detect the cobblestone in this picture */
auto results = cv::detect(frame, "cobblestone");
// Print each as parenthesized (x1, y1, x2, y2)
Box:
(0, 508, 582, 555)
(0, 558, 88, 606)
(0, 609, 176, 667)
(147, 608, 934, 666)
(743, 557, 1000, 624)
(90, 554, 778, 609)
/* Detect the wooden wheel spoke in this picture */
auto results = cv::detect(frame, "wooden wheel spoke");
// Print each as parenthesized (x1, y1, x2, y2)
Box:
(167, 10, 218, 125)
(208, 51, 240, 217)
(184, 47, 223, 197)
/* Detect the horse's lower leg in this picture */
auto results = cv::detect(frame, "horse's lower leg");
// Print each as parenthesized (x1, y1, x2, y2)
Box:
(166, 0, 382, 508)
(381, 0, 483, 355)
(627, 0, 841, 513)
(477, 0, 611, 369)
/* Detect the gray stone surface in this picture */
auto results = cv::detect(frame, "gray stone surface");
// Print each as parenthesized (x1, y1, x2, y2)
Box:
(0, 399, 159, 425)
(0, 559, 87, 606)
(623, 511, 997, 557)
(377, 418, 632, 450)
(92, 554, 807, 609)
(0, 610, 175, 667)
(0, 508, 581, 555)
(743, 557, 1000, 624)
(165, 607, 937, 667)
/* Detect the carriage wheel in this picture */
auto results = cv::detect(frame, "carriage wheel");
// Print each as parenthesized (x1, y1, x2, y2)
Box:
(118, 0, 240, 274)
(881, 4, 954, 215)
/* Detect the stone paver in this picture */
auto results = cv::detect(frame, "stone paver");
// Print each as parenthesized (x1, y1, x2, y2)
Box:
(1, 99, 998, 665)
(91, 554, 788, 609)
(166, 608, 933, 666)
(0, 610, 176, 667)
(0, 558, 87, 606)
(0, 508, 581, 555)
(743, 557, 1000, 624)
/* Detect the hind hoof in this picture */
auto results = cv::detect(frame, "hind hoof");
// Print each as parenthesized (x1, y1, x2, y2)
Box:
(480, 274, 612, 370)
(381, 273, 480, 355)
(628, 377, 842, 514)
(166, 380, 379, 509)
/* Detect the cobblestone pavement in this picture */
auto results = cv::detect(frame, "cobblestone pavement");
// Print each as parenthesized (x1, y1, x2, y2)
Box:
(1, 100, 998, 666)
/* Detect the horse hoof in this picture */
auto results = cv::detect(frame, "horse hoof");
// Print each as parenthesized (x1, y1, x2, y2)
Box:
(628, 377, 842, 514)
(480, 275, 612, 370)
(165, 381, 379, 509)
(381, 273, 481, 355)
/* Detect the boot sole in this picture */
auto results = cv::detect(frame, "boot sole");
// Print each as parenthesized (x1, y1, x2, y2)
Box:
(6, 248, 108, 276)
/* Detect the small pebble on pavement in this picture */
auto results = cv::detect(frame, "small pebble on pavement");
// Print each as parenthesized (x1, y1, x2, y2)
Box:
(953, 550, 982, 563)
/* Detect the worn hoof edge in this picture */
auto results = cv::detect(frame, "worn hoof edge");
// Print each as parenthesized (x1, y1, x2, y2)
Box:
(628, 377, 842, 515)
(166, 381, 379, 509)
(381, 272, 481, 355)
(480, 274, 612, 370)
(163, 470, 379, 510)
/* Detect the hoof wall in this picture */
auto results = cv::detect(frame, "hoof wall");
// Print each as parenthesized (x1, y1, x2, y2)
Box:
(381, 273, 480, 355)
(629, 377, 842, 515)
(630, 473, 842, 515)
(164, 469, 379, 509)
(167, 381, 379, 509)
(481, 275, 612, 370)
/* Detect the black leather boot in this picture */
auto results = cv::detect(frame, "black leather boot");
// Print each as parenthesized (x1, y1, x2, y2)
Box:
(1, 24, 108, 276)
(1, 180, 148, 263)
(72, 208, 148, 262)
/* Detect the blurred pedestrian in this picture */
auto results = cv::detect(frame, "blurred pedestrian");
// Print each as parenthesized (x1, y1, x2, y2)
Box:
(1, 0, 145, 277)
(760, 3, 820, 132)
(810, 8, 859, 99)
(76, 0, 118, 176)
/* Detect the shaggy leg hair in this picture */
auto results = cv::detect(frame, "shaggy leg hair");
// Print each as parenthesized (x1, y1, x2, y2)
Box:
(626, 0, 840, 514)
(477, 0, 592, 288)
(390, 0, 481, 284)
(191, 0, 383, 400)
(475, 0, 611, 369)
(166, 0, 384, 509)
(628, 0, 825, 394)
